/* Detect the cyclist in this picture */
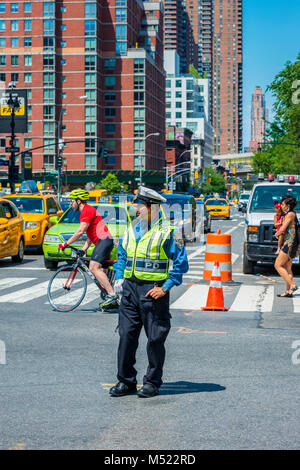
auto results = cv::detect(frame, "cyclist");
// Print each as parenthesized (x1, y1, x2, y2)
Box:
(58, 189, 118, 309)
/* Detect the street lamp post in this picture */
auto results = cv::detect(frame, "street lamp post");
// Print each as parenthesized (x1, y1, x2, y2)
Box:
(56, 95, 87, 201)
(169, 149, 191, 193)
(6, 83, 20, 194)
(139, 132, 160, 186)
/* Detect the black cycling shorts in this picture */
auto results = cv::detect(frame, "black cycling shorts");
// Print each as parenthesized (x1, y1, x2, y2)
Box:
(91, 237, 114, 266)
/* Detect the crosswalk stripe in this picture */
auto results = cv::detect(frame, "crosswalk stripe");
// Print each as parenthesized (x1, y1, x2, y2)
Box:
(171, 285, 209, 310)
(0, 281, 50, 303)
(0, 278, 36, 291)
(293, 294, 300, 313)
(230, 285, 274, 312)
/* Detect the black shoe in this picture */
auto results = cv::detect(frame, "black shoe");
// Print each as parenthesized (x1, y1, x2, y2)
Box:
(137, 383, 159, 398)
(109, 381, 137, 397)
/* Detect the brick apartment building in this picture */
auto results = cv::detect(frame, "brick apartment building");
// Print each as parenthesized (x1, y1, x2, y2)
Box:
(249, 86, 268, 151)
(0, 0, 166, 187)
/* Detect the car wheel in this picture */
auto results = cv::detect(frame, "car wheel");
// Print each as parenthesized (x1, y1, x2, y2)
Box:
(12, 238, 24, 263)
(44, 257, 58, 270)
(243, 244, 255, 274)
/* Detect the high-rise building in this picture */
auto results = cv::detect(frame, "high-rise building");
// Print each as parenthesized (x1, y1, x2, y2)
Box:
(0, 0, 166, 186)
(249, 86, 268, 151)
(199, 0, 243, 155)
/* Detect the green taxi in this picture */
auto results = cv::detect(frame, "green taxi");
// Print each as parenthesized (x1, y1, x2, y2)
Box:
(42, 202, 135, 269)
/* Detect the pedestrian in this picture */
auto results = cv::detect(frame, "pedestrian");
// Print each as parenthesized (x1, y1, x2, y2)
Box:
(110, 186, 189, 398)
(274, 202, 284, 254)
(58, 189, 119, 309)
(275, 195, 299, 297)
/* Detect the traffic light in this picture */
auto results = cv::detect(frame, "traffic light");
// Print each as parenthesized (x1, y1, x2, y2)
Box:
(57, 155, 63, 169)
(233, 167, 236, 175)
(194, 170, 199, 180)
(97, 145, 108, 158)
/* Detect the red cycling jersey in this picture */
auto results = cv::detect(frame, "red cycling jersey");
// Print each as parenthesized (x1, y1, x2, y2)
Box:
(80, 204, 112, 245)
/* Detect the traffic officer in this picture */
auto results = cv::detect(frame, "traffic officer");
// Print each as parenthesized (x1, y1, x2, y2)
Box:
(110, 186, 189, 398)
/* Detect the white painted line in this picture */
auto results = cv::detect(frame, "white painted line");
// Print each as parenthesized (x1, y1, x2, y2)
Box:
(1, 267, 47, 270)
(293, 294, 300, 313)
(171, 285, 209, 310)
(230, 285, 274, 312)
(0, 277, 36, 291)
(232, 253, 239, 264)
(80, 283, 101, 306)
(0, 281, 50, 303)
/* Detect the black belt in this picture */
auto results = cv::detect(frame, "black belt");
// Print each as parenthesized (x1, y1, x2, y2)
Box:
(126, 276, 165, 286)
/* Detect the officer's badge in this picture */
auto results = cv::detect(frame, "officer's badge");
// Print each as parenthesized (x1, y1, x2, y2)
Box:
(173, 233, 184, 248)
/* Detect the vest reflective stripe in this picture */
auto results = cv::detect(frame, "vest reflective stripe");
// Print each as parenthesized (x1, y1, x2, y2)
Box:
(122, 219, 173, 281)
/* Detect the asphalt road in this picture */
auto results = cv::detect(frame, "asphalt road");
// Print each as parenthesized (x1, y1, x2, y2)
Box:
(0, 206, 300, 450)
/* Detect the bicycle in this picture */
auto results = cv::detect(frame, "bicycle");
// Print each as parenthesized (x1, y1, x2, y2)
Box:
(47, 245, 118, 312)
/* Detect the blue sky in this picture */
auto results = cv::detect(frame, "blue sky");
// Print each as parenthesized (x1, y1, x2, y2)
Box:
(243, 0, 300, 147)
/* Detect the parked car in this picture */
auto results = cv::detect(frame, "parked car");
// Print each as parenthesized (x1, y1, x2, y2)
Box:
(42, 202, 134, 269)
(238, 193, 251, 212)
(3, 191, 63, 251)
(0, 198, 25, 263)
(204, 198, 230, 219)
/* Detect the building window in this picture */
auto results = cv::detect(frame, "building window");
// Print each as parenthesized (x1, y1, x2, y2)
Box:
(61, 41, 66, 47)
(85, 89, 96, 103)
(0, 38, 6, 48)
(85, 155, 97, 169)
(175, 102, 181, 108)
(24, 20, 32, 31)
(104, 58, 116, 69)
(105, 123, 116, 134)
(134, 108, 145, 121)
(134, 140, 145, 154)
(104, 76, 116, 86)
(104, 140, 115, 151)
(0, 56, 5, 66)
(24, 55, 32, 66)
(104, 92, 116, 102)
(43, 88, 54, 103)
(176, 91, 182, 98)
(11, 20, 19, 31)
(106, 155, 116, 166)
(44, 154, 55, 169)
(134, 59, 144, 73)
(43, 105, 54, 120)
(85, 106, 96, 120)
(115, 8, 127, 22)
(11, 37, 19, 47)
(85, 55, 96, 70)
(85, 73, 96, 86)
(0, 4, 5, 13)
(43, 2, 55, 16)
(24, 138, 32, 148)
(85, 38, 96, 51)
(43, 37, 55, 51)
(134, 123, 145, 137)
(85, 3, 96, 17)
(186, 80, 193, 90)
(44, 138, 55, 153)
(85, 138, 96, 153)
(11, 73, 19, 82)
(116, 42, 127, 55)
(44, 19, 54, 35)
(0, 21, 5, 32)
(61, 25, 66, 31)
(43, 122, 55, 135)
(0, 73, 5, 81)
(104, 108, 116, 117)
(134, 92, 144, 106)
(61, 59, 66, 66)
(134, 76, 144, 89)
(11, 3, 19, 13)
(175, 80, 181, 88)
(43, 54, 55, 69)
(43, 72, 55, 86)
(85, 20, 96, 35)
(176, 112, 182, 118)
(24, 37, 31, 47)
(85, 122, 96, 136)
(24, 72, 32, 82)
(116, 24, 127, 40)
(24, 3, 32, 13)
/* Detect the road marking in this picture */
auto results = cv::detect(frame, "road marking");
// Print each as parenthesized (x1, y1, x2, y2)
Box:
(0, 277, 36, 291)
(0, 281, 51, 303)
(230, 285, 274, 312)
(171, 285, 209, 310)
(293, 294, 300, 313)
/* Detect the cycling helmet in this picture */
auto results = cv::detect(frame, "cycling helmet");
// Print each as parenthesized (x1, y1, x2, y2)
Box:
(69, 189, 89, 201)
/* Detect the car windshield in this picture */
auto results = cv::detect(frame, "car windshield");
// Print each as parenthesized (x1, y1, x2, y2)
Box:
(59, 205, 129, 224)
(205, 199, 228, 206)
(249, 185, 300, 212)
(6, 197, 44, 213)
(240, 194, 250, 200)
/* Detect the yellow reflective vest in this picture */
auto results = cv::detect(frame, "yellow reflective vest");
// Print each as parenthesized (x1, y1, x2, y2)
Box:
(122, 218, 174, 281)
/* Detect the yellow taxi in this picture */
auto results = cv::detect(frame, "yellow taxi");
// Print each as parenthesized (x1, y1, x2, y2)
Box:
(204, 197, 231, 219)
(0, 197, 25, 262)
(3, 192, 63, 251)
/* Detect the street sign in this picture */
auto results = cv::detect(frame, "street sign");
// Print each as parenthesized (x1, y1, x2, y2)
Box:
(0, 89, 28, 134)
(5, 147, 20, 153)
(49, 170, 58, 175)
(0, 159, 9, 166)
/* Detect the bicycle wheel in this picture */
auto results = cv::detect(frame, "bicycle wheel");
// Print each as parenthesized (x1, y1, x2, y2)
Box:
(48, 264, 87, 312)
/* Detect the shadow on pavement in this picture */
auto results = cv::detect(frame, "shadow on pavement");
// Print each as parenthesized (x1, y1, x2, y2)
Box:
(159, 381, 226, 395)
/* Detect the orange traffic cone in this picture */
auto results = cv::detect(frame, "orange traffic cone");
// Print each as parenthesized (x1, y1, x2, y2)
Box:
(201, 261, 229, 311)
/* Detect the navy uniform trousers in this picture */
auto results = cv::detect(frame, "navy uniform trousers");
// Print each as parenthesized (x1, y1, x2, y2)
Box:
(117, 278, 171, 389)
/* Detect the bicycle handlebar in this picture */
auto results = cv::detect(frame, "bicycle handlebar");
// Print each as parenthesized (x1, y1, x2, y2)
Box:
(62, 245, 116, 265)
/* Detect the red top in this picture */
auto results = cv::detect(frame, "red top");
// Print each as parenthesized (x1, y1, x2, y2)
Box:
(80, 204, 112, 245)
(275, 214, 284, 230)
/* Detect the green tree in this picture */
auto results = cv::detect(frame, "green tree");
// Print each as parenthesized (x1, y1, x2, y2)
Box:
(96, 173, 123, 194)
(252, 53, 300, 174)
(195, 168, 226, 195)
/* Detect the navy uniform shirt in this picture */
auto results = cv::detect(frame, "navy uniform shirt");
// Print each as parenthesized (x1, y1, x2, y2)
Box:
(114, 218, 189, 291)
